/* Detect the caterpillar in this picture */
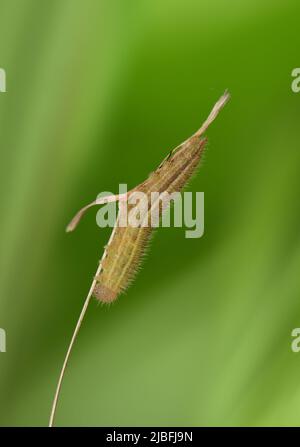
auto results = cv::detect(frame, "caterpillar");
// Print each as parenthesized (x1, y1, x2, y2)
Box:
(67, 91, 230, 304)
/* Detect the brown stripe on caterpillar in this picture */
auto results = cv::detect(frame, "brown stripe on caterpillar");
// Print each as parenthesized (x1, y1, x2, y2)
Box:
(66, 92, 230, 304)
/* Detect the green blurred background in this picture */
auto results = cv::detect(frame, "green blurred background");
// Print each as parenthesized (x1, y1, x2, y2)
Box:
(1, 0, 300, 427)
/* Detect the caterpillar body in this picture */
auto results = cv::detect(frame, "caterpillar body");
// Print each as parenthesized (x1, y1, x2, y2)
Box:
(93, 135, 207, 302)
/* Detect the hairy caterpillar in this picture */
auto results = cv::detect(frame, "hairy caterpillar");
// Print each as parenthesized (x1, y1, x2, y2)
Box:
(93, 137, 207, 302)
(67, 92, 230, 303)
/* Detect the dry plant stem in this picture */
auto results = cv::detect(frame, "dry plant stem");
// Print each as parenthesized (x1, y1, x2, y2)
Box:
(48, 274, 96, 427)
(48, 223, 119, 427)
(66, 192, 128, 232)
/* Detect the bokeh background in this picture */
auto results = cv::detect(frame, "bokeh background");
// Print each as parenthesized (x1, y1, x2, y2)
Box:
(1, 0, 300, 427)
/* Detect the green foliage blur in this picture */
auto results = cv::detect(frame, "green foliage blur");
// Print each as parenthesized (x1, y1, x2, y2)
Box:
(1, 0, 300, 427)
